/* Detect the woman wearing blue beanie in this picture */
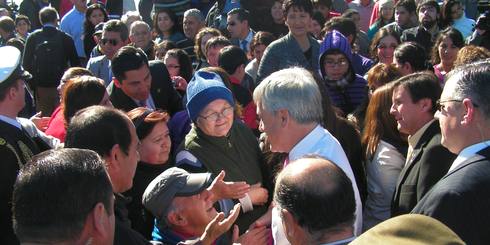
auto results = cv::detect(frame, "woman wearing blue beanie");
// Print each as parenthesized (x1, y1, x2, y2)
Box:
(170, 70, 271, 237)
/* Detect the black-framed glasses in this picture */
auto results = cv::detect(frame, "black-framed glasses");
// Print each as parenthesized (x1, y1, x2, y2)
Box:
(324, 59, 348, 68)
(100, 38, 119, 46)
(199, 106, 234, 122)
(436, 99, 479, 111)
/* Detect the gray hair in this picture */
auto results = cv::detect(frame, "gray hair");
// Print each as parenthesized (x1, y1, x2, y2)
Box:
(184, 8, 204, 22)
(253, 67, 323, 124)
(446, 59, 490, 120)
(121, 11, 142, 25)
(130, 20, 150, 34)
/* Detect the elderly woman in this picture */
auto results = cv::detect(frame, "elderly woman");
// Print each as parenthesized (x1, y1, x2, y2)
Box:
(126, 108, 172, 239)
(256, 0, 319, 83)
(175, 70, 270, 233)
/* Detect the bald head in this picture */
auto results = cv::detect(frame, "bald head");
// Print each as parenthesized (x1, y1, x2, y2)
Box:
(274, 156, 355, 240)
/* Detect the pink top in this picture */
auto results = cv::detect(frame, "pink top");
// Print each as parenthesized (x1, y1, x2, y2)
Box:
(45, 106, 66, 143)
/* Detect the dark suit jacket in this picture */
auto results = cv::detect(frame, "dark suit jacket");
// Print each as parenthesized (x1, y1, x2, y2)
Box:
(108, 60, 182, 115)
(400, 26, 435, 53)
(412, 146, 490, 244)
(391, 120, 456, 216)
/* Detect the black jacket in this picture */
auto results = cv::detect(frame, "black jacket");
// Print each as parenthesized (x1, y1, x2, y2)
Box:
(108, 60, 182, 115)
(400, 26, 436, 53)
(413, 146, 490, 244)
(391, 120, 456, 216)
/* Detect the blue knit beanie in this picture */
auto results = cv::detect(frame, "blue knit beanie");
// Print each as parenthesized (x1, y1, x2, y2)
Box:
(186, 71, 235, 122)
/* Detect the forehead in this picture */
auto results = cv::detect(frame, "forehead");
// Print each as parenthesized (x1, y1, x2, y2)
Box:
(102, 31, 122, 40)
(325, 53, 347, 60)
(419, 4, 436, 12)
(131, 24, 149, 32)
(286, 6, 310, 15)
(123, 64, 150, 80)
(184, 16, 199, 23)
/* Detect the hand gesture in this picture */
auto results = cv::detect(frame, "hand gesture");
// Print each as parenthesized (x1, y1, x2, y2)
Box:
(232, 224, 270, 245)
(208, 170, 250, 200)
(200, 203, 241, 245)
(248, 183, 268, 206)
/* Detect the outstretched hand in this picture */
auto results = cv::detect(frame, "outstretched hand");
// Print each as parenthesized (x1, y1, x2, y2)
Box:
(199, 203, 241, 245)
(208, 170, 250, 200)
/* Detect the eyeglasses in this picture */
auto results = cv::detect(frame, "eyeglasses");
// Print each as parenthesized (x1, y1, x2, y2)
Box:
(436, 99, 479, 111)
(100, 38, 119, 46)
(199, 106, 234, 122)
(324, 59, 348, 68)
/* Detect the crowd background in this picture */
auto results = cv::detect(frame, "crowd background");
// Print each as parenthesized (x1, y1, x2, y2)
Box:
(1, 0, 490, 244)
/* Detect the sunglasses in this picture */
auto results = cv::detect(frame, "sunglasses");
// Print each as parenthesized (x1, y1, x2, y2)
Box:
(100, 38, 119, 46)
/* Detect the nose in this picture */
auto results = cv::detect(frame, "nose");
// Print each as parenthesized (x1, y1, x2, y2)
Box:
(389, 104, 396, 115)
(259, 120, 265, 132)
(434, 110, 441, 119)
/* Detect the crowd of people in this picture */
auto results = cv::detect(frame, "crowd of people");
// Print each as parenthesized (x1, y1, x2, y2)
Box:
(1, 0, 490, 244)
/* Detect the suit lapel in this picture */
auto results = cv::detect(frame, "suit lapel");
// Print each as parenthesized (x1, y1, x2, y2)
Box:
(442, 146, 490, 179)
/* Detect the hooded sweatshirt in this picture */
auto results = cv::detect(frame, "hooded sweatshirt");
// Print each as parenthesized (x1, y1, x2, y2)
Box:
(319, 30, 368, 115)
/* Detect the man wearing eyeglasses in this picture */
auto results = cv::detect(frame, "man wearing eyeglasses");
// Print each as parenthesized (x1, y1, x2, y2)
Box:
(412, 61, 490, 244)
(390, 72, 456, 217)
(227, 8, 255, 58)
(129, 21, 156, 60)
(86, 20, 130, 86)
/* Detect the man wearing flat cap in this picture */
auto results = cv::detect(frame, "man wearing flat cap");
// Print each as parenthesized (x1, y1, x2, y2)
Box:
(143, 167, 269, 245)
(0, 46, 61, 244)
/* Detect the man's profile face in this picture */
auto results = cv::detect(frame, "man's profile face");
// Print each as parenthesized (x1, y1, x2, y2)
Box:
(227, 14, 247, 39)
(390, 85, 424, 135)
(257, 104, 287, 152)
(117, 64, 152, 101)
(436, 77, 464, 154)
(118, 118, 140, 192)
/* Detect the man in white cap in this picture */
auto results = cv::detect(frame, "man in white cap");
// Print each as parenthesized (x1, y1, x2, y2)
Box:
(0, 46, 61, 244)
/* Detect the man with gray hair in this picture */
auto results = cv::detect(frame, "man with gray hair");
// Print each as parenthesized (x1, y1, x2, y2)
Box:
(275, 156, 356, 245)
(412, 60, 490, 244)
(129, 21, 155, 60)
(177, 9, 205, 65)
(253, 67, 362, 244)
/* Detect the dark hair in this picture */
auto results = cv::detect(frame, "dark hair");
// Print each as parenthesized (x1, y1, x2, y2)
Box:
(370, 27, 400, 62)
(65, 106, 132, 156)
(312, 11, 326, 29)
(127, 107, 170, 140)
(12, 148, 113, 243)
(39, 7, 58, 25)
(112, 46, 149, 81)
(283, 0, 314, 16)
(392, 72, 442, 114)
(103, 19, 129, 42)
(394, 0, 416, 13)
(312, 0, 333, 9)
(153, 8, 180, 36)
(0, 16, 15, 33)
(165, 48, 193, 82)
(362, 83, 406, 159)
(15, 15, 31, 26)
(205, 35, 231, 53)
(62, 76, 107, 126)
(194, 27, 221, 60)
(274, 155, 355, 235)
(342, 9, 360, 19)
(6, 38, 25, 52)
(431, 27, 464, 65)
(394, 41, 429, 72)
(324, 17, 357, 43)
(227, 8, 250, 22)
(154, 40, 177, 60)
(84, 4, 108, 38)
(218, 45, 248, 75)
(61, 67, 94, 83)
(441, 0, 461, 27)
(366, 63, 401, 89)
(250, 31, 275, 53)
(416, 0, 440, 14)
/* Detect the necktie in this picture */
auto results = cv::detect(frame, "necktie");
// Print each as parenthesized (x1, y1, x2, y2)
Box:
(241, 39, 248, 53)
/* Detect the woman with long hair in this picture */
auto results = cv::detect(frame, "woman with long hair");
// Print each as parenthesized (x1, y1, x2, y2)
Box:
(369, 27, 400, 65)
(441, 0, 475, 38)
(153, 8, 185, 44)
(163, 48, 193, 93)
(362, 83, 407, 231)
(83, 4, 108, 58)
(431, 27, 464, 84)
(193, 27, 221, 71)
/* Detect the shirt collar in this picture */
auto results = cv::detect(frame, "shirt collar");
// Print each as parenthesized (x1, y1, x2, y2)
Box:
(408, 119, 435, 149)
(240, 29, 254, 43)
(289, 124, 321, 161)
(0, 115, 21, 130)
(449, 140, 490, 172)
